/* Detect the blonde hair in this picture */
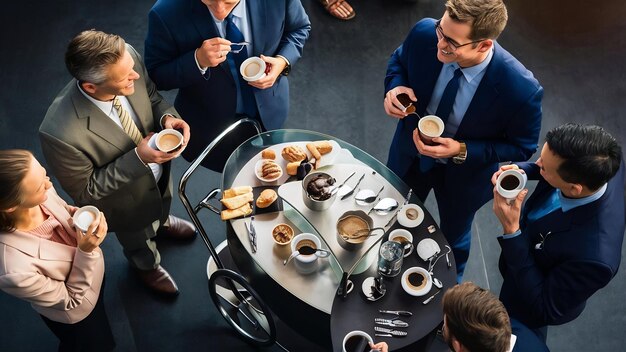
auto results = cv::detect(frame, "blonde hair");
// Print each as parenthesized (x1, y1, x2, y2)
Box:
(65, 29, 126, 84)
(445, 0, 508, 40)
(0, 150, 33, 232)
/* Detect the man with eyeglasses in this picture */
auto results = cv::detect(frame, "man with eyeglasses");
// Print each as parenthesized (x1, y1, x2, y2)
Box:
(383, 0, 543, 281)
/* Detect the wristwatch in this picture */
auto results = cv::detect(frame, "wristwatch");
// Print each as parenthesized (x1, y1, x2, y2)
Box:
(452, 142, 467, 164)
(280, 63, 291, 76)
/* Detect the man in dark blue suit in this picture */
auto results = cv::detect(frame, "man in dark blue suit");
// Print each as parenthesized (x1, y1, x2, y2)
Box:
(145, 0, 310, 171)
(383, 0, 543, 280)
(492, 124, 624, 338)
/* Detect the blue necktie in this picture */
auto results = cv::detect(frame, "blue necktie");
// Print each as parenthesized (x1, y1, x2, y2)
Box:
(527, 189, 561, 223)
(225, 14, 256, 118)
(420, 68, 463, 172)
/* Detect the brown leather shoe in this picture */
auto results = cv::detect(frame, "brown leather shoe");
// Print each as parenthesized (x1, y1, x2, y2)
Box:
(158, 215, 197, 239)
(135, 265, 179, 296)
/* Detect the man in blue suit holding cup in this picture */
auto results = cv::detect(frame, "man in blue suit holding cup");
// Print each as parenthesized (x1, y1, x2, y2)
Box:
(383, 0, 543, 280)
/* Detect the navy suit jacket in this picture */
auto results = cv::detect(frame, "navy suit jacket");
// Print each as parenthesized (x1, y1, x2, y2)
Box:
(499, 162, 625, 328)
(385, 18, 543, 210)
(510, 318, 550, 352)
(145, 0, 310, 165)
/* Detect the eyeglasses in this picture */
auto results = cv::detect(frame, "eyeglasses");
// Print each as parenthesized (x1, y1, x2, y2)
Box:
(435, 19, 485, 52)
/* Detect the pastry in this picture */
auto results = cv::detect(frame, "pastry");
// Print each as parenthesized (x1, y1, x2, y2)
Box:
(306, 143, 322, 160)
(313, 141, 333, 155)
(223, 186, 253, 199)
(220, 192, 253, 210)
(256, 189, 278, 208)
(286, 161, 300, 176)
(281, 145, 307, 162)
(260, 160, 282, 179)
(220, 203, 253, 221)
(261, 148, 276, 160)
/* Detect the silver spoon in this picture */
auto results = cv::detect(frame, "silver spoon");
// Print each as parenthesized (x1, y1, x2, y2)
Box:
(282, 247, 330, 265)
(341, 227, 385, 241)
(355, 185, 385, 204)
(368, 198, 399, 215)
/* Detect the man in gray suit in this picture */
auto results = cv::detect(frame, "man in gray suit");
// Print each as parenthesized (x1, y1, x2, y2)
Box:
(39, 30, 195, 296)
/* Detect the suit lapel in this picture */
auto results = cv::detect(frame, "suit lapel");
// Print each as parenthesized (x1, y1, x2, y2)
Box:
(69, 83, 136, 153)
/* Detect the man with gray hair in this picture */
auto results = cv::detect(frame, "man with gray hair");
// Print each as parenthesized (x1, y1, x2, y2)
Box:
(40, 30, 195, 297)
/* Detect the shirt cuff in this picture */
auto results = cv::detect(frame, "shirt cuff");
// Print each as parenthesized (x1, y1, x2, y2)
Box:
(499, 229, 522, 240)
(194, 49, 208, 75)
(134, 147, 148, 167)
(159, 114, 175, 128)
(276, 54, 290, 67)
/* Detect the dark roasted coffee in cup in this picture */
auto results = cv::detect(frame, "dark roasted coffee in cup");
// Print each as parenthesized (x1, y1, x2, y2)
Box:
(393, 236, 410, 246)
(500, 174, 521, 190)
(406, 271, 427, 291)
(296, 239, 317, 253)
(344, 335, 369, 352)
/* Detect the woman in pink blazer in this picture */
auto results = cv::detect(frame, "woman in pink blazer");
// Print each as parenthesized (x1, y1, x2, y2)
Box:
(0, 150, 114, 351)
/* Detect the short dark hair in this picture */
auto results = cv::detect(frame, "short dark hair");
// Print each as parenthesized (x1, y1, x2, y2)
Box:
(546, 123, 622, 191)
(65, 30, 126, 84)
(443, 282, 511, 352)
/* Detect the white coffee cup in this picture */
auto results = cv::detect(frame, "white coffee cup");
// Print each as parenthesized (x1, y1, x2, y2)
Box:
(240, 57, 267, 82)
(342, 330, 373, 352)
(72, 205, 100, 233)
(389, 229, 414, 257)
(496, 169, 528, 202)
(401, 266, 432, 296)
(290, 233, 322, 274)
(418, 115, 445, 145)
(156, 129, 183, 153)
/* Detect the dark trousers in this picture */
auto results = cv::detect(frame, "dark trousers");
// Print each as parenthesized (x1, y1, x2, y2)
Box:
(403, 158, 476, 282)
(41, 277, 115, 352)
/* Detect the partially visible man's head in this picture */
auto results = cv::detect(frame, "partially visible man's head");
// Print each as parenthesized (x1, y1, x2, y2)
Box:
(443, 282, 511, 352)
(445, 0, 508, 40)
(65, 30, 139, 100)
(65, 30, 126, 84)
(543, 123, 622, 192)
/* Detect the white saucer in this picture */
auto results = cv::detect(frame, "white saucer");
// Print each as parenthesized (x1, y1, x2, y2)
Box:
(397, 204, 424, 228)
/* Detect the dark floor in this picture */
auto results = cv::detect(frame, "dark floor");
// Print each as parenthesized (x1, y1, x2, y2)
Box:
(1, 0, 625, 351)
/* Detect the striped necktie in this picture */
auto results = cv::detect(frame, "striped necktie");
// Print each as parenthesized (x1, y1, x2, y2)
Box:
(112, 97, 143, 145)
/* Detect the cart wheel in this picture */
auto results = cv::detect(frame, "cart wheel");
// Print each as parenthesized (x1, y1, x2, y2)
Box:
(208, 269, 277, 346)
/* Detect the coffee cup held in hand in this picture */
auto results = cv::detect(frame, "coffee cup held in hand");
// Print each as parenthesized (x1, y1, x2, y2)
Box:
(155, 129, 183, 153)
(72, 205, 100, 233)
(496, 169, 528, 202)
(240, 57, 267, 82)
(417, 115, 445, 145)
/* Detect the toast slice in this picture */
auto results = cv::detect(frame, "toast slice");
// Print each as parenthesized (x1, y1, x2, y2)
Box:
(220, 192, 254, 210)
(222, 186, 253, 199)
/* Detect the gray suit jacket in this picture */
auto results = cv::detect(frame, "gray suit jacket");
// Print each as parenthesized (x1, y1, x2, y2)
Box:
(39, 45, 178, 232)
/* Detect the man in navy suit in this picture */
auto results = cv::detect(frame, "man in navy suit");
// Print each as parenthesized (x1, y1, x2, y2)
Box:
(492, 124, 624, 338)
(383, 0, 543, 280)
(145, 0, 310, 171)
